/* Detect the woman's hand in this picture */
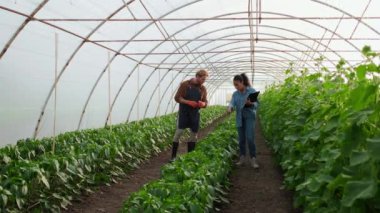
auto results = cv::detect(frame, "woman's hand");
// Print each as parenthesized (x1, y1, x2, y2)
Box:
(245, 99, 253, 106)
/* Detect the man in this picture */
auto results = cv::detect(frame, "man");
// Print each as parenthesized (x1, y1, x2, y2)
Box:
(171, 69, 208, 161)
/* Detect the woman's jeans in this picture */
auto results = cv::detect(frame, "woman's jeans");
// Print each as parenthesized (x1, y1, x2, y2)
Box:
(237, 109, 256, 158)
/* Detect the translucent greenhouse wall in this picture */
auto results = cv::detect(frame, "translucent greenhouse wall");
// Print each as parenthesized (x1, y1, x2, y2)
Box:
(1, 0, 380, 146)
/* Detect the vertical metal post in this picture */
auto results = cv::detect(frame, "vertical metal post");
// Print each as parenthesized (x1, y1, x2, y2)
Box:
(158, 69, 161, 116)
(52, 33, 58, 154)
(171, 71, 174, 113)
(248, 0, 255, 84)
(137, 64, 140, 121)
(108, 51, 112, 130)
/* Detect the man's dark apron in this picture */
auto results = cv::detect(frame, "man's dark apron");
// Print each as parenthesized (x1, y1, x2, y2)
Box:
(178, 84, 201, 132)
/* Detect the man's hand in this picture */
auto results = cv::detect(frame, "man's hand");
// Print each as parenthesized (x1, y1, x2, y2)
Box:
(227, 107, 233, 113)
(198, 101, 207, 108)
(184, 100, 199, 108)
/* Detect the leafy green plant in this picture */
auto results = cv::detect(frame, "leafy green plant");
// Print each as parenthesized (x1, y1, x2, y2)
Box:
(0, 106, 226, 212)
(259, 46, 380, 213)
(122, 116, 237, 212)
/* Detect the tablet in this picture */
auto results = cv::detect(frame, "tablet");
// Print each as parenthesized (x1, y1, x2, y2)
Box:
(247, 91, 260, 102)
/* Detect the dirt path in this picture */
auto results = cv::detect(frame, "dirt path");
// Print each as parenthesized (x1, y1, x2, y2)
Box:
(220, 118, 300, 213)
(64, 113, 229, 213)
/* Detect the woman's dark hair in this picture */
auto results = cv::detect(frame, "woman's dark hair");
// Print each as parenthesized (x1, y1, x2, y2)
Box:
(233, 73, 251, 87)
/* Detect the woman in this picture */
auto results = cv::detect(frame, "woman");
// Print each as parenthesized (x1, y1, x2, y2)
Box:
(228, 73, 259, 168)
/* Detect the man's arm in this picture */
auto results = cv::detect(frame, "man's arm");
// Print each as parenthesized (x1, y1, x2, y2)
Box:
(200, 87, 208, 108)
(174, 82, 187, 104)
(174, 82, 199, 108)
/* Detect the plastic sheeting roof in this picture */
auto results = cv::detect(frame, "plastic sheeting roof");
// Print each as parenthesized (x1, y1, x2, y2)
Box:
(1, 0, 379, 146)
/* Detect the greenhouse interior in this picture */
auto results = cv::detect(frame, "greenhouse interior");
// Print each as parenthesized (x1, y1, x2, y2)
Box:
(0, 0, 379, 212)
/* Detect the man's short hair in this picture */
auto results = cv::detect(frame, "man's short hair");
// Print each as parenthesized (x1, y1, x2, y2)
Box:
(196, 69, 209, 77)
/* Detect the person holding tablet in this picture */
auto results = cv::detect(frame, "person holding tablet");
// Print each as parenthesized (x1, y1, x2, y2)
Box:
(228, 73, 259, 168)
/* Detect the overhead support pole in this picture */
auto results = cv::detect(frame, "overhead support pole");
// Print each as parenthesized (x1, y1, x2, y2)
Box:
(91, 37, 380, 42)
(324, 14, 345, 53)
(36, 16, 380, 22)
(299, 29, 327, 69)
(0, 0, 49, 60)
(350, 0, 372, 39)
(248, 0, 255, 83)
(259, 0, 262, 24)
(256, 0, 259, 43)
(120, 49, 372, 55)
(248, 0, 256, 83)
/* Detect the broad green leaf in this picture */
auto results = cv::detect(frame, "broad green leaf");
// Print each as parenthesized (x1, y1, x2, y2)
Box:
(16, 197, 22, 209)
(350, 151, 370, 166)
(184, 171, 191, 177)
(105, 148, 110, 158)
(21, 185, 28, 195)
(349, 85, 378, 111)
(53, 159, 60, 171)
(367, 137, 380, 160)
(362, 45, 371, 55)
(2, 189, 12, 196)
(40, 175, 50, 189)
(190, 204, 203, 213)
(52, 193, 61, 199)
(57, 172, 67, 182)
(356, 65, 367, 81)
(219, 196, 230, 204)
(150, 138, 156, 144)
(1, 194, 7, 206)
(85, 164, 92, 172)
(60, 197, 71, 209)
(367, 63, 378, 72)
(3, 155, 11, 164)
(342, 124, 363, 156)
(342, 180, 377, 207)
(284, 135, 298, 141)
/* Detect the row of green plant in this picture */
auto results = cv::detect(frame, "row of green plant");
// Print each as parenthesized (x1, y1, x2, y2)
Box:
(259, 46, 380, 212)
(0, 106, 226, 212)
(122, 115, 237, 212)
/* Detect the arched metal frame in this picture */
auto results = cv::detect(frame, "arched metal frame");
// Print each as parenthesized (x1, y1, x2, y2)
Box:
(140, 28, 338, 118)
(39, 9, 380, 130)
(137, 20, 361, 118)
(121, 15, 362, 122)
(118, 9, 370, 122)
(0, 0, 49, 59)
(51, 8, 378, 127)
(0, 0, 379, 137)
(129, 40, 324, 121)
